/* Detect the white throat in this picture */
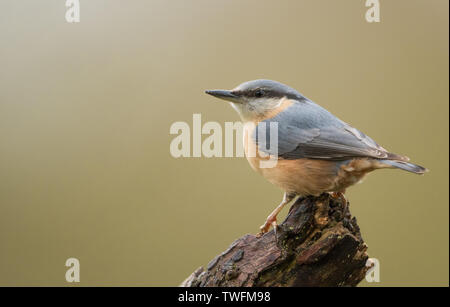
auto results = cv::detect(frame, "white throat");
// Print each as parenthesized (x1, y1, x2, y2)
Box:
(229, 97, 285, 122)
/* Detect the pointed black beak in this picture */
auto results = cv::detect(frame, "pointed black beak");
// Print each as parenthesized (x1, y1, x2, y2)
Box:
(205, 90, 237, 100)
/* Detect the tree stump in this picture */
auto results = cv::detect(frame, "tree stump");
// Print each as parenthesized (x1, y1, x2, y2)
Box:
(180, 193, 370, 287)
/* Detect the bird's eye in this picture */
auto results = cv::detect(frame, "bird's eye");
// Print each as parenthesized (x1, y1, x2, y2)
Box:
(255, 89, 264, 98)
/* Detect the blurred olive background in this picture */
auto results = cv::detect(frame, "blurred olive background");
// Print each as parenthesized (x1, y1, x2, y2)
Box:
(0, 0, 448, 286)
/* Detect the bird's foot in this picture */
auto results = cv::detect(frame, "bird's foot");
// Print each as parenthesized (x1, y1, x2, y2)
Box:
(256, 192, 296, 239)
(256, 217, 277, 238)
(330, 191, 348, 209)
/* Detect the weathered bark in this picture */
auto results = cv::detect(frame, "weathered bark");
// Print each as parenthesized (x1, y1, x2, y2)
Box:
(181, 193, 370, 287)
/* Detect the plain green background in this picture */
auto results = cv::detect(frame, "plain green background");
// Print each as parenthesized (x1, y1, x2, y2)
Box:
(0, 0, 448, 286)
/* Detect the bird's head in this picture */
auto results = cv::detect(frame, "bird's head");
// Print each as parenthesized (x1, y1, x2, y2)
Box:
(205, 79, 305, 121)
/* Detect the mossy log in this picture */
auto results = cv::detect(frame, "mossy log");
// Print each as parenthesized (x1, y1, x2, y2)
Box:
(180, 193, 370, 287)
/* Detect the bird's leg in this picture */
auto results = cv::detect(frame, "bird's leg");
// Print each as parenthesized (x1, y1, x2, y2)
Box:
(257, 192, 296, 237)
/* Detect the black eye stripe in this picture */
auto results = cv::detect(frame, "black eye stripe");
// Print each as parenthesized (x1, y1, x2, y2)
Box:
(235, 88, 305, 101)
(255, 89, 264, 97)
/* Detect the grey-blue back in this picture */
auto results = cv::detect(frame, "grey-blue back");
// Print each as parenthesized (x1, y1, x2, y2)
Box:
(253, 100, 388, 161)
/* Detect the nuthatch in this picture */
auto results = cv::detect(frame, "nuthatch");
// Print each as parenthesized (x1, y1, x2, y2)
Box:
(205, 80, 427, 236)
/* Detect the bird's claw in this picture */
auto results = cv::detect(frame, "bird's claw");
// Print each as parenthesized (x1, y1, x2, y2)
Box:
(256, 219, 278, 238)
(272, 221, 279, 241)
(330, 191, 348, 208)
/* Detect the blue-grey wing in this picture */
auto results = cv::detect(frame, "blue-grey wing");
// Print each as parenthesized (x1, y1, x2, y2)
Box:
(253, 101, 391, 160)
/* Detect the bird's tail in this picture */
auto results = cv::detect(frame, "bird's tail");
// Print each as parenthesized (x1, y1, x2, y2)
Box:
(378, 159, 428, 174)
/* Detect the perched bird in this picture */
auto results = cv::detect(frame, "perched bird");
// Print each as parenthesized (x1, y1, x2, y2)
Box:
(205, 80, 427, 236)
